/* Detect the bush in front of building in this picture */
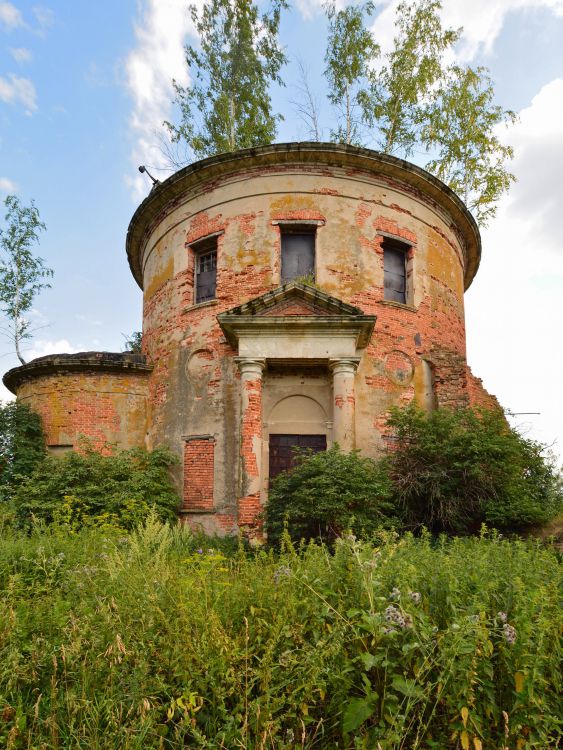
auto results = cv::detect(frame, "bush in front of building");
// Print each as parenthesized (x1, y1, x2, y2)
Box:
(386, 404, 562, 534)
(12, 444, 180, 529)
(0, 400, 46, 505)
(265, 445, 395, 545)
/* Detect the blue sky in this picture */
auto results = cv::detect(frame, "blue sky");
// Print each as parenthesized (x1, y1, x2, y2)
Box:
(1, 0, 563, 459)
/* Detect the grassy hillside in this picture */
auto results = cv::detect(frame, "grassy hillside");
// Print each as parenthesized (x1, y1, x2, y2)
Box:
(0, 520, 560, 749)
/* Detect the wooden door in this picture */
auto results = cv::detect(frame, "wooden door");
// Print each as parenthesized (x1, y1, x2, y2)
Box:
(269, 434, 326, 479)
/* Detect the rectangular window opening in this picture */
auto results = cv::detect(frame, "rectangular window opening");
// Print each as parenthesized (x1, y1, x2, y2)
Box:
(192, 236, 218, 304)
(383, 239, 409, 304)
(280, 226, 316, 283)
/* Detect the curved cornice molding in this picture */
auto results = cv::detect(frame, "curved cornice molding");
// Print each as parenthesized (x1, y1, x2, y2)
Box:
(126, 142, 481, 292)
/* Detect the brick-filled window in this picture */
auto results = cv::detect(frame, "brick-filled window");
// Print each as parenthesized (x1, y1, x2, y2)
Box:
(183, 437, 215, 511)
(192, 236, 217, 304)
(281, 226, 316, 282)
(383, 238, 411, 304)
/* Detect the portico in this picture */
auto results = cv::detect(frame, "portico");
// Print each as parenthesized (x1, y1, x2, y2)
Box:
(218, 282, 376, 528)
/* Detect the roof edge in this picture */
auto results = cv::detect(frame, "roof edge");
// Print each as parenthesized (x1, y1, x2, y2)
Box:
(3, 351, 153, 394)
(126, 142, 481, 292)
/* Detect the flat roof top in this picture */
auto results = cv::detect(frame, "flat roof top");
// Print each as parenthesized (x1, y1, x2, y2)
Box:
(126, 141, 481, 291)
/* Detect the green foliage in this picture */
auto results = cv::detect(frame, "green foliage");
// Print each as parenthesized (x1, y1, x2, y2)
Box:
(165, 0, 288, 160)
(386, 405, 562, 534)
(0, 195, 52, 364)
(423, 65, 517, 226)
(363, 0, 459, 157)
(0, 400, 46, 504)
(122, 330, 143, 353)
(0, 523, 560, 748)
(324, 1, 378, 145)
(12, 444, 180, 529)
(265, 445, 394, 545)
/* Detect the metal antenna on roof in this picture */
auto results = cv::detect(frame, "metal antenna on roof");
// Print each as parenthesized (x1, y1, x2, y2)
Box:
(138, 165, 160, 187)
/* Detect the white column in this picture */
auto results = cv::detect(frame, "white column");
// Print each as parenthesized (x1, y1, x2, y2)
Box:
(329, 358, 360, 452)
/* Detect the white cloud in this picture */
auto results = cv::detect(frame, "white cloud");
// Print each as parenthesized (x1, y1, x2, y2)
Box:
(465, 78, 563, 459)
(124, 0, 200, 198)
(442, 0, 563, 60)
(32, 4, 53, 33)
(9, 46, 32, 64)
(294, 0, 349, 20)
(25, 338, 81, 361)
(0, 1, 23, 31)
(369, 0, 563, 60)
(0, 73, 37, 113)
(0, 176, 18, 192)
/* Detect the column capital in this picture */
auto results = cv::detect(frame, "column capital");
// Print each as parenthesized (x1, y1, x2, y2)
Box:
(329, 357, 361, 375)
(235, 357, 266, 377)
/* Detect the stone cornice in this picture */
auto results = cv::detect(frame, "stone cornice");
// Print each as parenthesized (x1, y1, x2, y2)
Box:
(219, 315, 376, 350)
(126, 142, 481, 292)
(3, 352, 153, 394)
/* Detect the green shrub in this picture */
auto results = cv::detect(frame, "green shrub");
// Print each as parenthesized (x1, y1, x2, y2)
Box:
(0, 400, 46, 503)
(12, 444, 180, 529)
(265, 445, 394, 545)
(386, 404, 562, 534)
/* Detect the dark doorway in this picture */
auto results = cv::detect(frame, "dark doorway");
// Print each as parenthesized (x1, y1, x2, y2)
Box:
(269, 434, 326, 479)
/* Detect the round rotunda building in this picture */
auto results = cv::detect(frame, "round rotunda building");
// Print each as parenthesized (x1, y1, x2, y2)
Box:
(4, 143, 498, 535)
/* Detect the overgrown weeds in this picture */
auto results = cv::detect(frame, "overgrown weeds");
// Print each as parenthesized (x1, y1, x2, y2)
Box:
(0, 520, 560, 748)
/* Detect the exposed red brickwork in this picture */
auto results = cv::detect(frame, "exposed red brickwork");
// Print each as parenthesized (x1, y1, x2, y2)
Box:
(238, 495, 262, 527)
(17, 371, 149, 451)
(466, 367, 503, 411)
(183, 438, 215, 511)
(240, 377, 261, 479)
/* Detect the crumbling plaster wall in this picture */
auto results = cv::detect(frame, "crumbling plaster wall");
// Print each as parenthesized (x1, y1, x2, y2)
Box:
(139, 161, 484, 530)
(17, 370, 150, 452)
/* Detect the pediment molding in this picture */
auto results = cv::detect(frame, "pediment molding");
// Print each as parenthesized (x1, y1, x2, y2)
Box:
(218, 282, 376, 351)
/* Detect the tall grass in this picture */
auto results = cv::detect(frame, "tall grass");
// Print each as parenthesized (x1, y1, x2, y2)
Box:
(0, 519, 560, 749)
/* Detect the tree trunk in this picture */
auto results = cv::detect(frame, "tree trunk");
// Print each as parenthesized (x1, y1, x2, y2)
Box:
(229, 96, 236, 151)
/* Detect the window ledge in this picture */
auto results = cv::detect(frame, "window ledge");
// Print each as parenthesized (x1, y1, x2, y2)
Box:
(379, 299, 417, 312)
(183, 299, 218, 313)
(179, 508, 217, 515)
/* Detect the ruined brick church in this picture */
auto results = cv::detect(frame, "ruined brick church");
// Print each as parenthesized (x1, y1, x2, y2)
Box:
(4, 143, 498, 535)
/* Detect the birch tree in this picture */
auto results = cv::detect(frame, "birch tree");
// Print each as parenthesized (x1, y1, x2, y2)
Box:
(165, 0, 288, 160)
(0, 195, 52, 365)
(324, 1, 378, 145)
(363, 0, 459, 157)
(423, 65, 517, 226)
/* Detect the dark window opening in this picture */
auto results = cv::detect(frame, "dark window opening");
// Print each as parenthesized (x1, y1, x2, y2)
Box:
(281, 227, 316, 283)
(383, 239, 408, 304)
(193, 237, 217, 304)
(269, 434, 326, 480)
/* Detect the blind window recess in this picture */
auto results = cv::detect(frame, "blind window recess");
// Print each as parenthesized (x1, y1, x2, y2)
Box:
(280, 228, 316, 283)
(194, 246, 217, 304)
(383, 242, 408, 304)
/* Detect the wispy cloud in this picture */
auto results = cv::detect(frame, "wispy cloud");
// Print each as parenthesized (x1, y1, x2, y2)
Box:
(9, 46, 32, 64)
(0, 72, 37, 113)
(124, 0, 199, 198)
(32, 4, 53, 35)
(0, 1, 23, 31)
(0, 176, 18, 192)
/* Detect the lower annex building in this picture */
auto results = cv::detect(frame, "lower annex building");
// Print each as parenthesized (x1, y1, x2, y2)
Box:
(3, 143, 499, 535)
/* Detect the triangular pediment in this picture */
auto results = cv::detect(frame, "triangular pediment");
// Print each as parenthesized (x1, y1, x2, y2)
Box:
(220, 281, 364, 318)
(218, 282, 376, 350)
